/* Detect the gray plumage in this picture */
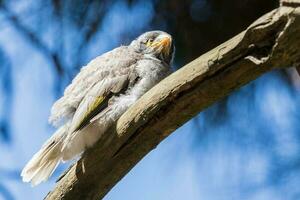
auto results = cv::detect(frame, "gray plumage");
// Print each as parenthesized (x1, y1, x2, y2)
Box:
(21, 31, 174, 186)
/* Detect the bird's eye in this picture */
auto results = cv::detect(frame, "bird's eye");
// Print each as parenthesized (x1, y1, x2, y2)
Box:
(146, 38, 154, 47)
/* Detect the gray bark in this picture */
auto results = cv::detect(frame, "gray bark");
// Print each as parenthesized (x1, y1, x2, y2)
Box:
(45, 4, 300, 200)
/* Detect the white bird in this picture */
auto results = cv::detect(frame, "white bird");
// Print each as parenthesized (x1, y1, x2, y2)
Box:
(21, 31, 175, 186)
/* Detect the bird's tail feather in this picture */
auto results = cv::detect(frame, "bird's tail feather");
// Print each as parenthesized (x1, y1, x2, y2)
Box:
(21, 125, 67, 186)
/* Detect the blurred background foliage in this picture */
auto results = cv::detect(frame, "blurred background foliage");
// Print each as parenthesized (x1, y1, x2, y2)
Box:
(1, 0, 300, 199)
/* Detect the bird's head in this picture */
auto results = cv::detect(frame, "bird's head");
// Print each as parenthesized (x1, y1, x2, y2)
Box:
(130, 31, 175, 64)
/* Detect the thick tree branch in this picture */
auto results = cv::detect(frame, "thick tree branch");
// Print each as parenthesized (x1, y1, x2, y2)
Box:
(45, 5, 300, 200)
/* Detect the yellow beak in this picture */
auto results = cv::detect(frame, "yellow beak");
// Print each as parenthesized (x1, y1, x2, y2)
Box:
(151, 35, 172, 55)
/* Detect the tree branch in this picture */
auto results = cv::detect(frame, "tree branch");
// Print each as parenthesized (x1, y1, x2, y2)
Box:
(45, 4, 300, 200)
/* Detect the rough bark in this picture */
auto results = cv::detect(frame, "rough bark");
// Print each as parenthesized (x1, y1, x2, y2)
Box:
(45, 4, 300, 200)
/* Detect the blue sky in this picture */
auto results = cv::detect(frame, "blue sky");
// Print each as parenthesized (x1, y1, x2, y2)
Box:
(0, 0, 300, 200)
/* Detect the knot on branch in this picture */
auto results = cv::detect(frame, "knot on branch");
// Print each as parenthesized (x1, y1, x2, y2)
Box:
(242, 6, 297, 68)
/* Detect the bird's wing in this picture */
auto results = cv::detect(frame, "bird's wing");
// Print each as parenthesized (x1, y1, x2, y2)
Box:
(49, 46, 141, 126)
(68, 71, 138, 133)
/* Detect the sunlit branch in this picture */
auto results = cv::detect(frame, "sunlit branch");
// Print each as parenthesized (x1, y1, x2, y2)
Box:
(45, 4, 300, 200)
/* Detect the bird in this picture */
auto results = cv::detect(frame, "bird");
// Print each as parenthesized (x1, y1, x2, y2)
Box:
(21, 31, 175, 186)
